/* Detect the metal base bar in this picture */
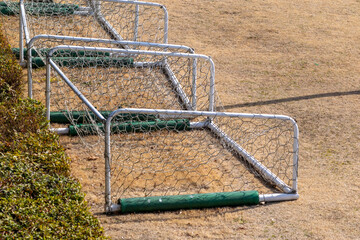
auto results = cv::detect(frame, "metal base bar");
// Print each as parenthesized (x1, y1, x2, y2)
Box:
(259, 193, 299, 202)
(162, 63, 192, 110)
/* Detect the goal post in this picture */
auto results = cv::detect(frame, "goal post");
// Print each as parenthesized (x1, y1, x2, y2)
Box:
(104, 108, 299, 213)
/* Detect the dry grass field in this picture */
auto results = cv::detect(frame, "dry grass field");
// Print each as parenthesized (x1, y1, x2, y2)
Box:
(92, 0, 359, 239)
(2, 0, 359, 239)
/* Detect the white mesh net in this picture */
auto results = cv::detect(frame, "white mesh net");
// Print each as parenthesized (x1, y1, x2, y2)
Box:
(1, 0, 167, 58)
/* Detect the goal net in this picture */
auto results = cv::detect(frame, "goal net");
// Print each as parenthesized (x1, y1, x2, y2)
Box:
(1, 0, 168, 71)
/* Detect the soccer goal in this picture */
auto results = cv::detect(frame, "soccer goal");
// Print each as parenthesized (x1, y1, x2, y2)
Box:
(1, 0, 168, 54)
(45, 45, 299, 213)
(1, 0, 169, 94)
(27, 36, 196, 103)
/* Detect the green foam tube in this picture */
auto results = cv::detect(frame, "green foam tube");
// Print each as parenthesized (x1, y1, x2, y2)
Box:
(50, 111, 157, 124)
(0, 2, 79, 16)
(32, 57, 46, 68)
(31, 57, 133, 69)
(0, 6, 14, 15)
(12, 48, 111, 59)
(118, 191, 259, 213)
(56, 57, 133, 68)
(68, 119, 190, 136)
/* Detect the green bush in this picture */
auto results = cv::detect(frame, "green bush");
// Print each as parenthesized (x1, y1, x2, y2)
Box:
(0, 22, 106, 239)
(0, 98, 106, 239)
(0, 152, 104, 239)
(0, 98, 48, 148)
(0, 23, 22, 101)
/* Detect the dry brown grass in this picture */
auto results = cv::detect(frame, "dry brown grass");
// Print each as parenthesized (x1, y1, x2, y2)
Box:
(92, 0, 359, 239)
(2, 0, 360, 239)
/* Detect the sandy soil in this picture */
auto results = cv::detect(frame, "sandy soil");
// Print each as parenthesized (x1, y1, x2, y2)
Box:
(2, 0, 360, 239)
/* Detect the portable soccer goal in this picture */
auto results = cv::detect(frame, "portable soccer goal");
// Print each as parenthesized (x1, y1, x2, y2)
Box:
(45, 45, 299, 213)
(29, 39, 198, 114)
(1, 0, 169, 97)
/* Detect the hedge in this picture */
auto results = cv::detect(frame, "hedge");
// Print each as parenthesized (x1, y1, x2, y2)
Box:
(0, 23, 107, 239)
(0, 22, 22, 101)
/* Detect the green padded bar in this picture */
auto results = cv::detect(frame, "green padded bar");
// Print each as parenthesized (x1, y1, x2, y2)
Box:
(55, 57, 134, 68)
(119, 191, 259, 213)
(68, 119, 190, 136)
(11, 48, 111, 59)
(0, 6, 13, 15)
(31, 56, 133, 69)
(0, 2, 79, 16)
(32, 57, 46, 68)
(50, 111, 157, 124)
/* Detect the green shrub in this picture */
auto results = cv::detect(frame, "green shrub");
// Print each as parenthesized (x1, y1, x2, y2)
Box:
(0, 98, 48, 147)
(0, 98, 106, 239)
(0, 22, 23, 101)
(0, 22, 106, 240)
(0, 152, 105, 239)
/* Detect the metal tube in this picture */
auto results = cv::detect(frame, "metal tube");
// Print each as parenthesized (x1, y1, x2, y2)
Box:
(90, 0, 128, 49)
(259, 193, 299, 202)
(48, 59, 106, 122)
(19, 0, 30, 44)
(162, 64, 192, 110)
(189, 121, 208, 129)
(134, 3, 139, 41)
(45, 57, 51, 124)
(50, 128, 69, 135)
(107, 108, 297, 122)
(26, 35, 193, 56)
(292, 121, 300, 192)
(19, 9, 24, 65)
(191, 58, 197, 110)
(105, 116, 112, 212)
(96, 14, 126, 43)
(73, 11, 92, 16)
(103, 0, 164, 8)
(208, 57, 215, 112)
(162, 5, 168, 44)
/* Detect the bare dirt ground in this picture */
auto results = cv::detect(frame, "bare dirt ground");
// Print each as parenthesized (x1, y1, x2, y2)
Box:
(2, 0, 360, 239)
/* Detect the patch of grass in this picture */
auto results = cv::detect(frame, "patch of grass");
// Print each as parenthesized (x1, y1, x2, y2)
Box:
(233, 214, 247, 224)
